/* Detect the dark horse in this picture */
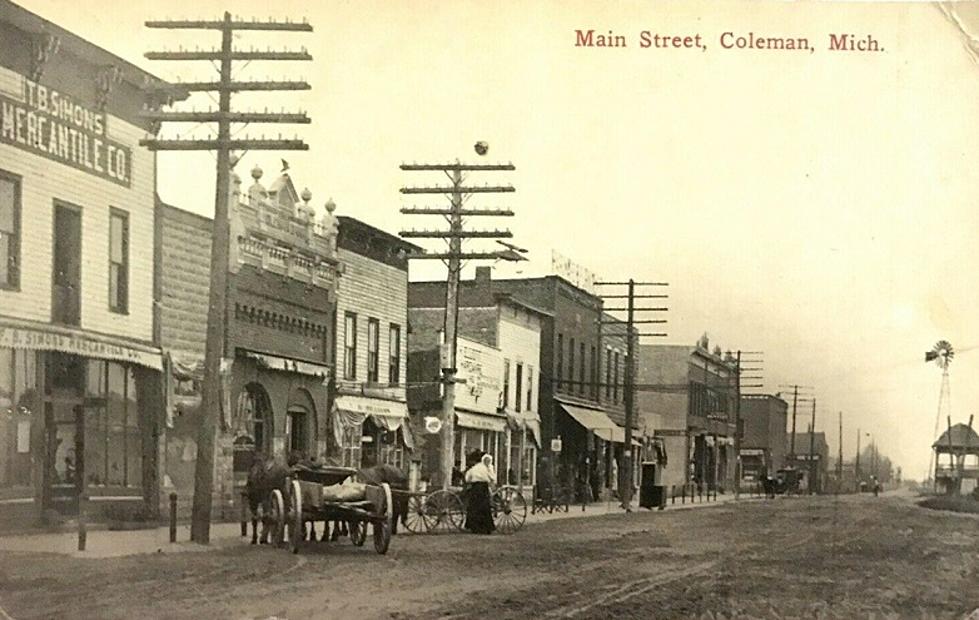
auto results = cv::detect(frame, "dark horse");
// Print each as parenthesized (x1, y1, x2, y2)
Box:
(244, 454, 290, 544)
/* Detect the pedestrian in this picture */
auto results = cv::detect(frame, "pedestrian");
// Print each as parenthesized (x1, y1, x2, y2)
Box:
(464, 453, 496, 534)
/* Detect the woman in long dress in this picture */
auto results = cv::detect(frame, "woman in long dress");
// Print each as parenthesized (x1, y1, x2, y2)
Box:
(464, 453, 496, 534)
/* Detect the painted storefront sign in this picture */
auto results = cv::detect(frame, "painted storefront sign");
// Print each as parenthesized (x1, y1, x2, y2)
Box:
(0, 76, 132, 187)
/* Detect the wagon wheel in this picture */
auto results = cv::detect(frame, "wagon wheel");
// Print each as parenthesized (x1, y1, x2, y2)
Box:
(349, 520, 367, 546)
(287, 480, 303, 554)
(269, 489, 286, 546)
(422, 489, 465, 533)
(373, 483, 393, 554)
(491, 486, 527, 535)
(402, 494, 431, 534)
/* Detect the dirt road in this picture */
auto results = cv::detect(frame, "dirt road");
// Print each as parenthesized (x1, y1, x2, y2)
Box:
(1, 494, 976, 619)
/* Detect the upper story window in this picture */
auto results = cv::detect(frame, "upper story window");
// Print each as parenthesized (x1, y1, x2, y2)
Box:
(605, 347, 612, 399)
(515, 362, 523, 413)
(52, 202, 81, 326)
(568, 337, 575, 393)
(526, 366, 534, 412)
(556, 333, 564, 392)
(590, 345, 597, 398)
(613, 351, 620, 404)
(502, 358, 511, 409)
(109, 209, 129, 314)
(343, 312, 357, 380)
(0, 171, 21, 289)
(367, 318, 380, 383)
(578, 341, 586, 395)
(388, 324, 401, 385)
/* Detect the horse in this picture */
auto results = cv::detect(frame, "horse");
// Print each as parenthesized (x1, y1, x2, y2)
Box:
(357, 464, 409, 534)
(244, 454, 291, 544)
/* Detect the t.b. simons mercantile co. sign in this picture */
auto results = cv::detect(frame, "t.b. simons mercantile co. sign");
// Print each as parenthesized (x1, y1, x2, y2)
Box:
(0, 75, 132, 187)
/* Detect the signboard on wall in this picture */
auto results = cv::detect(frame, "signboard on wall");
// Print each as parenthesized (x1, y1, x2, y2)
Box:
(551, 249, 597, 295)
(0, 75, 132, 187)
(454, 338, 503, 415)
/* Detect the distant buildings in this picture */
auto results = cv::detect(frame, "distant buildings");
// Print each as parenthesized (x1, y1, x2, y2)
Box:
(636, 337, 738, 493)
(738, 394, 788, 482)
(785, 431, 829, 493)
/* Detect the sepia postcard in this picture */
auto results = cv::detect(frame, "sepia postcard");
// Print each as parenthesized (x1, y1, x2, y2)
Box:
(0, 1, 976, 618)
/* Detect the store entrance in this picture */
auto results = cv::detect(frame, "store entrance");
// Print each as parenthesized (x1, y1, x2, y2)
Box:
(43, 395, 84, 515)
(41, 353, 86, 517)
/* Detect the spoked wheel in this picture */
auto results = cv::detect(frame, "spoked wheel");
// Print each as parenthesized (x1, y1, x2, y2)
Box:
(373, 484, 394, 554)
(349, 521, 367, 546)
(287, 480, 303, 554)
(422, 490, 465, 533)
(491, 486, 527, 535)
(269, 489, 286, 546)
(402, 494, 431, 534)
(373, 519, 391, 554)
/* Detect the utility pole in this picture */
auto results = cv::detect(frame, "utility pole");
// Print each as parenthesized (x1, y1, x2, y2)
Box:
(807, 399, 816, 494)
(731, 350, 763, 500)
(400, 157, 522, 490)
(595, 279, 669, 510)
(855, 428, 861, 491)
(142, 13, 312, 544)
(790, 386, 798, 456)
(837, 411, 843, 495)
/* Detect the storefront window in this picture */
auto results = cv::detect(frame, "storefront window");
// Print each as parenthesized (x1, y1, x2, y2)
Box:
(522, 445, 536, 486)
(341, 425, 361, 468)
(1, 348, 35, 488)
(83, 360, 141, 488)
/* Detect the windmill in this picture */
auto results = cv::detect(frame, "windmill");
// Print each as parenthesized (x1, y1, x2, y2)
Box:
(925, 340, 954, 486)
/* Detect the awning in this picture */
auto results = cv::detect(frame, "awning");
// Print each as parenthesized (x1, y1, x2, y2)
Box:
(505, 409, 543, 448)
(559, 403, 616, 433)
(594, 426, 642, 447)
(456, 410, 507, 433)
(240, 349, 332, 379)
(332, 395, 410, 449)
(0, 317, 163, 370)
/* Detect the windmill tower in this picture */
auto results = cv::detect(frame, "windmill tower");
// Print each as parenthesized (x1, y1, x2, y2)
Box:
(926, 340, 954, 487)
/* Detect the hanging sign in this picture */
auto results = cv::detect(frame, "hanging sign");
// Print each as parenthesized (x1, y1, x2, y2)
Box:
(551, 438, 563, 453)
(0, 76, 132, 187)
(424, 416, 443, 434)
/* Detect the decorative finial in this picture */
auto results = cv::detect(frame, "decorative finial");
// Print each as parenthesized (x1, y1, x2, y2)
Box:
(325, 198, 336, 213)
(301, 187, 312, 203)
(251, 165, 263, 180)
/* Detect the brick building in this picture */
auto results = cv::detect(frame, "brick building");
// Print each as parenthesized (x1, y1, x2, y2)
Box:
(785, 431, 829, 493)
(636, 337, 738, 494)
(408, 267, 545, 492)
(0, 1, 181, 528)
(158, 162, 341, 517)
(409, 269, 638, 501)
(331, 214, 417, 472)
(738, 394, 788, 482)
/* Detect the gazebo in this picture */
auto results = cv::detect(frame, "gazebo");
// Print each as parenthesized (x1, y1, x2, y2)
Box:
(932, 423, 979, 495)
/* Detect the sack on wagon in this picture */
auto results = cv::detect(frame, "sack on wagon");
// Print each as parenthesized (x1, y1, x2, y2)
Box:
(322, 476, 367, 502)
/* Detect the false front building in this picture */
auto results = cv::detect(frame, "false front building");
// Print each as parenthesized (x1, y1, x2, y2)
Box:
(0, 1, 181, 528)
(158, 163, 341, 517)
(331, 215, 417, 472)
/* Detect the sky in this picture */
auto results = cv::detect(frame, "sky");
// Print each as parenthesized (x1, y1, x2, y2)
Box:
(20, 0, 979, 480)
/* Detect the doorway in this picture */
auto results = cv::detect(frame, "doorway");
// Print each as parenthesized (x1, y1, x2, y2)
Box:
(42, 352, 86, 516)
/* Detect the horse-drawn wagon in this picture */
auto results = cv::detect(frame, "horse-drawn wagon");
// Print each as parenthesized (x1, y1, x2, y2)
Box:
(267, 465, 395, 555)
